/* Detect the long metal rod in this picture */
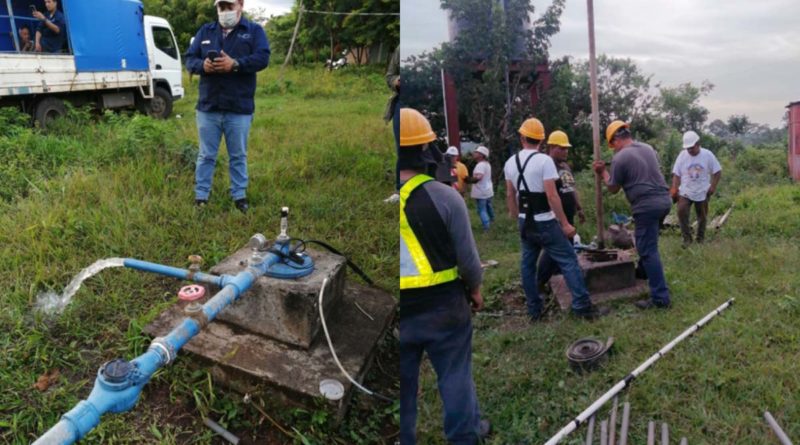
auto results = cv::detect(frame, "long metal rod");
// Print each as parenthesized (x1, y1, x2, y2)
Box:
(609, 396, 618, 445)
(647, 421, 655, 445)
(618, 402, 630, 445)
(543, 298, 735, 445)
(585, 415, 595, 445)
(586, 0, 605, 247)
(600, 420, 608, 445)
(679, 438, 688, 445)
(765, 411, 794, 445)
(661, 423, 669, 445)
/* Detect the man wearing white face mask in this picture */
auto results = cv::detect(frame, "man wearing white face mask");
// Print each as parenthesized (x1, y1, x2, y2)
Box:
(185, 0, 271, 213)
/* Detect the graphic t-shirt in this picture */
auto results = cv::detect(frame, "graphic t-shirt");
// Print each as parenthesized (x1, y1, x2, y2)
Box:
(671, 148, 722, 202)
(554, 160, 577, 222)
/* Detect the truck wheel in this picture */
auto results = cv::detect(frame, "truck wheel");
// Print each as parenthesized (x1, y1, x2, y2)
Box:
(34, 97, 67, 129)
(139, 87, 173, 119)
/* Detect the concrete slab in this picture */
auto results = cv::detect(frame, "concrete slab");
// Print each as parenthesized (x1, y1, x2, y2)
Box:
(551, 250, 648, 311)
(211, 247, 347, 350)
(143, 283, 396, 419)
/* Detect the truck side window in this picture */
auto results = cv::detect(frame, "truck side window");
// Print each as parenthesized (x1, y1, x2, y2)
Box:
(153, 26, 177, 60)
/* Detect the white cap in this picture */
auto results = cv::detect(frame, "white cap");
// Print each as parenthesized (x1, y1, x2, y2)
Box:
(214, 0, 236, 5)
(476, 146, 489, 158)
(445, 146, 459, 156)
(682, 130, 700, 149)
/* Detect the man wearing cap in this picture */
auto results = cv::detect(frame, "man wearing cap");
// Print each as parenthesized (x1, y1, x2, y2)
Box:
(446, 146, 469, 196)
(185, 0, 270, 213)
(537, 130, 587, 290)
(505, 119, 606, 321)
(470, 146, 494, 231)
(593, 121, 672, 309)
(671, 131, 722, 247)
(399, 108, 490, 444)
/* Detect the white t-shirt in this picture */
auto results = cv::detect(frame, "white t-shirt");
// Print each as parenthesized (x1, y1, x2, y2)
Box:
(470, 160, 494, 199)
(503, 149, 558, 221)
(671, 148, 722, 202)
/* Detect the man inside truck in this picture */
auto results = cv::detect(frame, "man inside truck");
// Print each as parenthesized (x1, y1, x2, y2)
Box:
(18, 25, 34, 52)
(32, 0, 66, 53)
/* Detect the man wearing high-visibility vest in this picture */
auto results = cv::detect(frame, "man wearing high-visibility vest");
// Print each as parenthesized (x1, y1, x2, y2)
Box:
(399, 108, 490, 444)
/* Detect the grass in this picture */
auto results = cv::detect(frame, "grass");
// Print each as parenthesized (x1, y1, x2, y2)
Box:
(414, 151, 800, 444)
(0, 65, 398, 444)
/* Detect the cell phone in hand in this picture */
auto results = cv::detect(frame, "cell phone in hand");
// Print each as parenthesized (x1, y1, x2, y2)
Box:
(206, 50, 219, 61)
(29, 5, 37, 13)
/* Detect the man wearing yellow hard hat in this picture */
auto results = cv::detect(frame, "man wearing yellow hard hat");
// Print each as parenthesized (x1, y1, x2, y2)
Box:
(504, 118, 607, 321)
(398, 108, 491, 443)
(537, 130, 587, 291)
(593, 121, 672, 309)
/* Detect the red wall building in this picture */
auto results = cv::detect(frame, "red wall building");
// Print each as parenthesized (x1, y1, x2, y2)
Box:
(789, 101, 800, 181)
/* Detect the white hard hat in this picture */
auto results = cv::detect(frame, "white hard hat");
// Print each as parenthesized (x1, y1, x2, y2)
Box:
(682, 131, 700, 149)
(445, 146, 459, 156)
(476, 146, 490, 158)
(214, 0, 236, 5)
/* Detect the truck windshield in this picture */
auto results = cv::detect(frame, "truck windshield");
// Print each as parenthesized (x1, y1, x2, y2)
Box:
(0, 0, 71, 54)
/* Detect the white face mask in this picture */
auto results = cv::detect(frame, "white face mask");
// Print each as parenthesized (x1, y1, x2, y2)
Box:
(218, 10, 240, 29)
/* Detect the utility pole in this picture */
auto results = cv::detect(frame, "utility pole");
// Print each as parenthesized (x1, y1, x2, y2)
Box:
(586, 0, 605, 248)
(283, 5, 305, 70)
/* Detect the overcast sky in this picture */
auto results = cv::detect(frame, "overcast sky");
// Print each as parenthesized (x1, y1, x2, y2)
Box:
(401, 0, 800, 127)
(247, 0, 293, 17)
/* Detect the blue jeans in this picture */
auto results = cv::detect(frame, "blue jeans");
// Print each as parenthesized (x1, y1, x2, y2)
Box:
(400, 294, 481, 445)
(519, 218, 591, 316)
(393, 99, 401, 191)
(475, 198, 494, 230)
(634, 208, 671, 305)
(195, 111, 253, 201)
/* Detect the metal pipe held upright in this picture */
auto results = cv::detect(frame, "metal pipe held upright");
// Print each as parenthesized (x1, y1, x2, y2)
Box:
(661, 423, 669, 445)
(647, 421, 655, 445)
(542, 298, 735, 445)
(586, 0, 605, 247)
(586, 415, 596, 445)
(609, 396, 618, 445)
(600, 420, 608, 445)
(765, 411, 795, 445)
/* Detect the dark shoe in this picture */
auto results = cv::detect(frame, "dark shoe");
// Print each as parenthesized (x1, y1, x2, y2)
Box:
(538, 281, 552, 295)
(234, 198, 249, 214)
(478, 419, 492, 440)
(195, 199, 208, 208)
(634, 299, 671, 310)
(573, 305, 610, 320)
(528, 312, 543, 323)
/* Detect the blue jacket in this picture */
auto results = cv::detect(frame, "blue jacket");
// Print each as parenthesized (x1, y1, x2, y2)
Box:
(37, 10, 67, 53)
(185, 17, 270, 115)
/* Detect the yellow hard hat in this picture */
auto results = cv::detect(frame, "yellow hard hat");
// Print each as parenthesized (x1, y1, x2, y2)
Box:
(605, 120, 630, 144)
(518, 118, 545, 140)
(547, 130, 572, 147)
(400, 108, 436, 146)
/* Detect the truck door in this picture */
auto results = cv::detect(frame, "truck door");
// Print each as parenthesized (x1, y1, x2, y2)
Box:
(149, 24, 183, 98)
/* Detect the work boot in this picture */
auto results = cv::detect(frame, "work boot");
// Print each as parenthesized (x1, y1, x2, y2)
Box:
(572, 304, 610, 320)
(234, 198, 249, 214)
(478, 419, 492, 440)
(195, 199, 208, 208)
(634, 299, 671, 310)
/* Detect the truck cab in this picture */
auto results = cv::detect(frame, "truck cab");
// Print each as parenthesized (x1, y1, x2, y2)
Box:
(0, 0, 183, 126)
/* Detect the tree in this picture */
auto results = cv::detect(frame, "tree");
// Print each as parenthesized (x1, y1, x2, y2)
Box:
(535, 55, 658, 170)
(441, 0, 566, 180)
(141, 0, 217, 51)
(656, 80, 713, 132)
(727, 114, 752, 137)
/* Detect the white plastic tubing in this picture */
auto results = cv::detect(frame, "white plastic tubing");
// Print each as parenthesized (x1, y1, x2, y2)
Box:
(544, 298, 735, 445)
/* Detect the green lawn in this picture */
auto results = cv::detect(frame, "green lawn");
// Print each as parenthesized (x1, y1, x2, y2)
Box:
(415, 153, 800, 444)
(0, 66, 399, 444)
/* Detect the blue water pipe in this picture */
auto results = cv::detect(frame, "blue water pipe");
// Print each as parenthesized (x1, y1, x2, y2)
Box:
(34, 209, 314, 444)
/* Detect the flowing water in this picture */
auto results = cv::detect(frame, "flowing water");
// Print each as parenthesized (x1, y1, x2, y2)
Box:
(35, 258, 126, 315)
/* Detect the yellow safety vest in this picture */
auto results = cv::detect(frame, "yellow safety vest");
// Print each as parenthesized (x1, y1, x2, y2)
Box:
(400, 174, 459, 290)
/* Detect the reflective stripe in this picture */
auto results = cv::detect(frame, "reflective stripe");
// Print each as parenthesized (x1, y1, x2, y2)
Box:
(399, 174, 459, 290)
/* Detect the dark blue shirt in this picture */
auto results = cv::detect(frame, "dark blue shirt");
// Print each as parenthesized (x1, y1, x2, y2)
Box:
(37, 10, 66, 53)
(185, 18, 270, 115)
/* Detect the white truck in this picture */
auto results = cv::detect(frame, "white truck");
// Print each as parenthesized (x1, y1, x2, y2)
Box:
(0, 0, 183, 127)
